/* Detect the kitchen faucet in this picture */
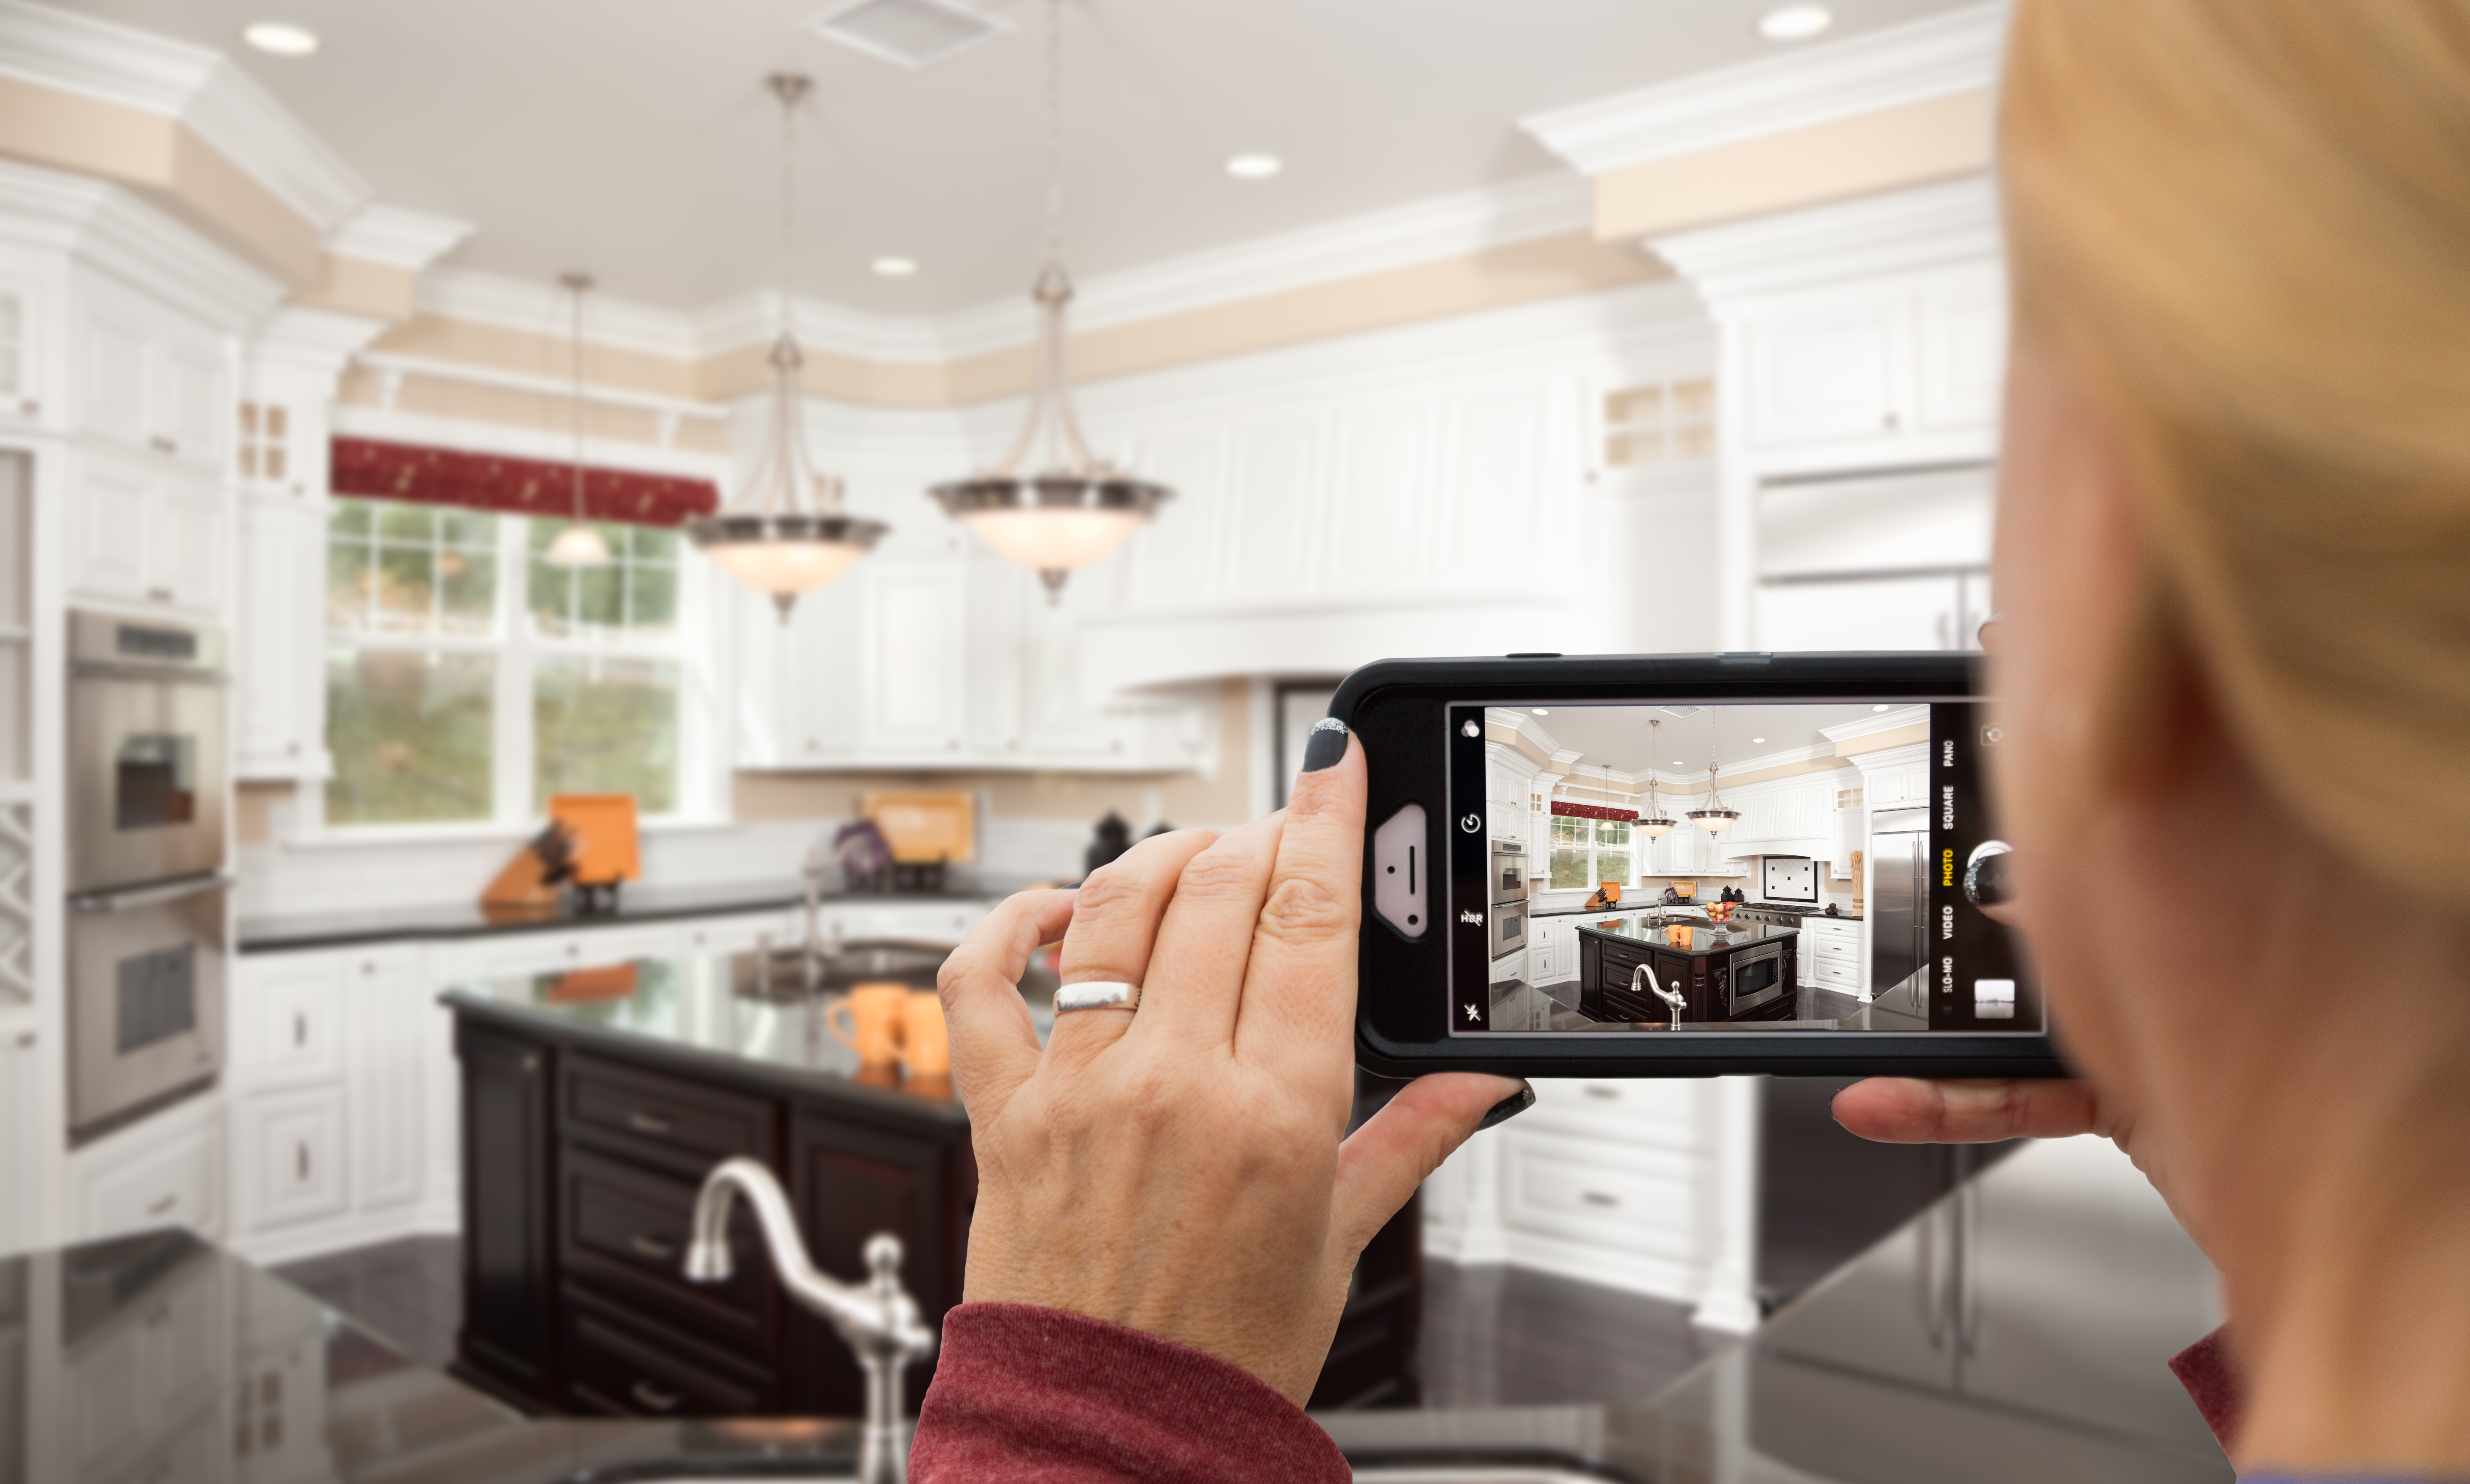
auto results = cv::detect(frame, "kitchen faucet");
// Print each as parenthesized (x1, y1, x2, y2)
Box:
(686, 1157, 938, 1484)
(1632, 963, 1688, 1027)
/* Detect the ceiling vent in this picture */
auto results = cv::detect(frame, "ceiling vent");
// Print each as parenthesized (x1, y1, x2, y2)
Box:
(807, 0, 1006, 69)
(1656, 706, 1706, 719)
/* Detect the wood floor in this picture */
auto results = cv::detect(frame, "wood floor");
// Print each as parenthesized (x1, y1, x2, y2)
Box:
(277, 1237, 1724, 1410)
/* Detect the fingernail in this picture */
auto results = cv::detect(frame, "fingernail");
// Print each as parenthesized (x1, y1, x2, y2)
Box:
(1299, 717, 1348, 774)
(1476, 1081, 1535, 1132)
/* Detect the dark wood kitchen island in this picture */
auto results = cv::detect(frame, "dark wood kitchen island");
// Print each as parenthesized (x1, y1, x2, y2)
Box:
(444, 944, 1420, 1422)
(1576, 916, 1799, 1024)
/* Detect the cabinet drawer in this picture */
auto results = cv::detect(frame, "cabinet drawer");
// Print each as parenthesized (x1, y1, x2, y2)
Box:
(234, 1086, 348, 1233)
(1498, 1130, 1699, 1261)
(236, 961, 345, 1088)
(1527, 1079, 1700, 1147)
(75, 1114, 223, 1241)
(563, 1054, 777, 1171)
(1806, 960, 1862, 991)
(561, 1289, 775, 1418)
(460, 924, 679, 979)
(560, 1149, 774, 1347)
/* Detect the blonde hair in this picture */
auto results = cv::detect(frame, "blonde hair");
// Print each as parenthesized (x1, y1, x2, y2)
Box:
(2002, 0, 2470, 894)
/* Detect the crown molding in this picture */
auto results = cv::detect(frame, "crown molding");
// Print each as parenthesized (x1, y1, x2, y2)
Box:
(1819, 705, 1932, 745)
(1519, 3, 2010, 177)
(0, 0, 370, 231)
(325, 203, 471, 271)
(414, 266, 700, 360)
(328, 401, 731, 479)
(251, 305, 388, 375)
(1650, 176, 1999, 304)
(0, 157, 285, 326)
(689, 290, 949, 364)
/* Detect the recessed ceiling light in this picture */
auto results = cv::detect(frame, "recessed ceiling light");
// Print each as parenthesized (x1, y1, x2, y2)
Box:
(1531, 708, 1549, 715)
(870, 256, 918, 277)
(1752, 737, 1765, 744)
(1224, 153, 1282, 181)
(1674, 759, 1685, 766)
(1757, 5, 1833, 42)
(242, 21, 319, 55)
(1872, 704, 1892, 713)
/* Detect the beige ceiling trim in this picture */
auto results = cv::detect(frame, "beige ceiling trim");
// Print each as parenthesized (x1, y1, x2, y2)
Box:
(1592, 89, 1992, 242)
(0, 72, 323, 286)
(369, 313, 702, 400)
(1835, 722, 1930, 758)
(333, 364, 731, 455)
(292, 254, 417, 321)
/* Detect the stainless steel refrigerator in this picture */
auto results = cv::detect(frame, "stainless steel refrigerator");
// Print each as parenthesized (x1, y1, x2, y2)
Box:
(1868, 807, 1930, 999)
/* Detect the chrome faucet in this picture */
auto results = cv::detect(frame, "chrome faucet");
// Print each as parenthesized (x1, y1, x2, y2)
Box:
(686, 1157, 938, 1484)
(1633, 963, 1688, 1026)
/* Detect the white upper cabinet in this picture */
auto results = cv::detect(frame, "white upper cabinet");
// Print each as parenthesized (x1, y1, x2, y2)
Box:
(0, 272, 50, 423)
(1738, 261, 2005, 473)
(234, 495, 329, 777)
(74, 279, 231, 473)
(70, 453, 226, 616)
(860, 557, 968, 758)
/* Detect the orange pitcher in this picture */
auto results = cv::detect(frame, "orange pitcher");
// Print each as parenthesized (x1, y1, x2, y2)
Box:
(827, 981, 911, 1067)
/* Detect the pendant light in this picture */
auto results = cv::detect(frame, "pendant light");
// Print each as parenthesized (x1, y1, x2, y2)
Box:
(1687, 713, 1741, 837)
(687, 74, 886, 622)
(928, 0, 1170, 603)
(1637, 719, 1676, 839)
(543, 272, 612, 568)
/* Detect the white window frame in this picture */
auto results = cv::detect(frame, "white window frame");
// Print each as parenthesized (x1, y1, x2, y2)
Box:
(1547, 812, 1636, 892)
(305, 501, 722, 839)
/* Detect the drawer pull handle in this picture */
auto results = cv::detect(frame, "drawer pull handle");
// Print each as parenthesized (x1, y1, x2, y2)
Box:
(629, 1234, 677, 1261)
(1581, 1191, 1619, 1208)
(627, 1111, 673, 1136)
(293, 1013, 306, 1048)
(298, 1142, 310, 1181)
(146, 1195, 176, 1216)
(1583, 1085, 1619, 1101)
(630, 1381, 683, 1413)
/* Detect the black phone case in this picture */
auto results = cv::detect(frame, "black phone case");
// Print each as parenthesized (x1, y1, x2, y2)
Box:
(1333, 652, 2069, 1079)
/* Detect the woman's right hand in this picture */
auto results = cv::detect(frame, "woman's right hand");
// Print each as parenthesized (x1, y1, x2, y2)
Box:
(1832, 1077, 2204, 1255)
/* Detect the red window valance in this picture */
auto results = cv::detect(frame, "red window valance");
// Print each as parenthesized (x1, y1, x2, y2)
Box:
(330, 436, 720, 528)
(1552, 801, 1638, 822)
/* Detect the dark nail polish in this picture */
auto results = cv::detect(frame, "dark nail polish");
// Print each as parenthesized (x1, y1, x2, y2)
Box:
(1299, 717, 1348, 774)
(1476, 1082, 1536, 1132)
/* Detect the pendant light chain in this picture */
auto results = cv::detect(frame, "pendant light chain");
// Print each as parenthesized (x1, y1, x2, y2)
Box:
(569, 273, 587, 523)
(777, 73, 801, 336)
(1044, 0, 1063, 274)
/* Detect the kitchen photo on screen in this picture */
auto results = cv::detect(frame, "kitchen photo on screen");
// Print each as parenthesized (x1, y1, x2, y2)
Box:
(1454, 699, 2038, 1036)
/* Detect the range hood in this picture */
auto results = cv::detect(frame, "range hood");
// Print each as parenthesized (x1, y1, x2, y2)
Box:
(1718, 837, 1835, 862)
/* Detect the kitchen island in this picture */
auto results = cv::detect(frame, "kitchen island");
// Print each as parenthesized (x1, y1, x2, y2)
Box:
(441, 941, 1422, 1421)
(1576, 915, 1801, 1024)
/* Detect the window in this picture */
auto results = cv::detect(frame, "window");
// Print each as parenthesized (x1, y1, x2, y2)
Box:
(322, 497, 700, 829)
(1547, 814, 1635, 891)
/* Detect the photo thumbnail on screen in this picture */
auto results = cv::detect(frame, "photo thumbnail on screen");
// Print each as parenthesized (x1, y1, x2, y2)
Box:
(1450, 699, 2036, 1037)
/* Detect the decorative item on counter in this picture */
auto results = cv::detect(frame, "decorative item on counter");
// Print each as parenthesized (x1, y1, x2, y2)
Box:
(1706, 902, 1737, 923)
(1670, 881, 1697, 901)
(548, 793, 639, 913)
(1085, 811, 1131, 875)
(833, 819, 894, 893)
(480, 819, 578, 918)
(1660, 886, 1680, 905)
(1824, 903, 1841, 917)
(863, 790, 973, 895)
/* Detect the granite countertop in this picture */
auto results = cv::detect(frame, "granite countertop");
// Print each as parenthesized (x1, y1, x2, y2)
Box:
(238, 877, 1036, 954)
(1530, 902, 1710, 920)
(1570, 915, 1802, 951)
(0, 1137, 2228, 1482)
(440, 944, 1059, 1124)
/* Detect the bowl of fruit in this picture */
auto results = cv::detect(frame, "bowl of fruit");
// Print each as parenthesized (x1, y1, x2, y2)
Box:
(1704, 901, 1738, 924)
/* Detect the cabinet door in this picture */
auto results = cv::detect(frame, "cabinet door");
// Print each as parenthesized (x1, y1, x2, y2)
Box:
(860, 559, 967, 757)
(234, 957, 344, 1088)
(76, 294, 152, 447)
(1756, 573, 1970, 652)
(789, 1112, 963, 1416)
(1744, 300, 1907, 450)
(0, 275, 45, 420)
(70, 454, 152, 602)
(235, 497, 327, 777)
(351, 957, 425, 1214)
(149, 482, 226, 612)
(1914, 266, 2008, 436)
(0, 1031, 37, 1255)
(233, 1086, 348, 1234)
(457, 1023, 556, 1400)
(155, 333, 227, 473)
(750, 571, 863, 766)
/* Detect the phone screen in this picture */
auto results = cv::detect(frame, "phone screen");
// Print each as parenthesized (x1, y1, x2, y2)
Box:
(1447, 700, 2035, 1037)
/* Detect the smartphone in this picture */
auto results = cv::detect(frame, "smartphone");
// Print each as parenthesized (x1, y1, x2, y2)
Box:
(1337, 653, 2063, 1078)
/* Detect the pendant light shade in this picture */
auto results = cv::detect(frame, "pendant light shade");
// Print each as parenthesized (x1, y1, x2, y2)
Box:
(545, 272, 613, 569)
(1687, 717, 1741, 839)
(687, 74, 885, 621)
(1638, 718, 1676, 838)
(929, 2, 1170, 601)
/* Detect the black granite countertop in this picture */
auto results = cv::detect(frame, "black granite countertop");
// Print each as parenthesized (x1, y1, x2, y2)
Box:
(0, 1136, 2228, 1482)
(439, 945, 1049, 1125)
(1571, 915, 1802, 951)
(238, 878, 1032, 955)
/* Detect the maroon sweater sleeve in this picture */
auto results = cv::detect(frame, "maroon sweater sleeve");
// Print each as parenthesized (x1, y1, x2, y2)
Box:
(909, 1303, 1351, 1484)
(2168, 1324, 2245, 1452)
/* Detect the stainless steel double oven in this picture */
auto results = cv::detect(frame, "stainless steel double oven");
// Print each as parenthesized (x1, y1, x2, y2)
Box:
(66, 612, 229, 1141)
(1488, 841, 1528, 961)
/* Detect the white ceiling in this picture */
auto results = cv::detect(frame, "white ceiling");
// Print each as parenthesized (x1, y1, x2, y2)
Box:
(61, 0, 1971, 314)
(1516, 703, 1893, 778)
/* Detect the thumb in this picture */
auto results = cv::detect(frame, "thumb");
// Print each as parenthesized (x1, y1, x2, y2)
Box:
(1328, 1074, 1530, 1261)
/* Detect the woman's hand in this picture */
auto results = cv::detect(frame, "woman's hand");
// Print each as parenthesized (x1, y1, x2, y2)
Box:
(1832, 1077, 2204, 1253)
(935, 725, 1525, 1403)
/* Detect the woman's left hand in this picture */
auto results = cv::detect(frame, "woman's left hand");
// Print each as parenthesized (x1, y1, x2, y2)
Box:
(935, 725, 1526, 1402)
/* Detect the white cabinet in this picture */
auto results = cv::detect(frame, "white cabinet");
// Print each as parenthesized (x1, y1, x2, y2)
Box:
(70, 1098, 224, 1242)
(74, 281, 229, 472)
(1738, 261, 2006, 473)
(1798, 915, 1863, 994)
(861, 558, 968, 758)
(69, 451, 227, 614)
(234, 958, 346, 1088)
(0, 1029, 37, 1256)
(1756, 570, 1991, 653)
(1718, 775, 1834, 849)
(233, 1087, 348, 1232)
(348, 952, 427, 1215)
(0, 274, 49, 423)
(1867, 757, 1932, 810)
(234, 494, 329, 778)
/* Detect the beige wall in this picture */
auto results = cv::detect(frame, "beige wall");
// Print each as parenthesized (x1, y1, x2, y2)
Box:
(1593, 90, 1994, 241)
